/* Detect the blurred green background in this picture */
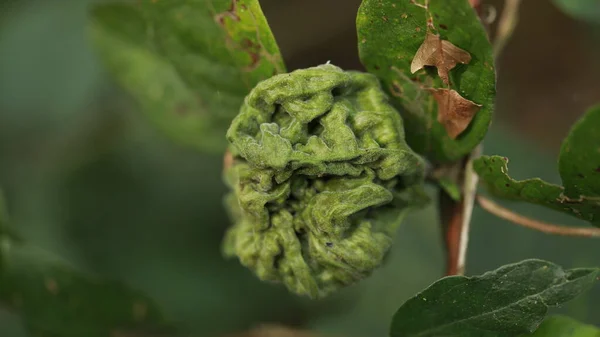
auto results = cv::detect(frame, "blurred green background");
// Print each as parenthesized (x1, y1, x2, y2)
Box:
(0, 0, 599, 336)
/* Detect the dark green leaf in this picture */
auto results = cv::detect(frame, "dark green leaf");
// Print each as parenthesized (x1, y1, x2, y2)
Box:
(0, 192, 6, 228)
(523, 316, 600, 337)
(0, 238, 173, 337)
(357, 0, 495, 163)
(390, 259, 599, 337)
(552, 0, 600, 24)
(90, 0, 285, 153)
(558, 105, 600, 202)
(474, 105, 600, 226)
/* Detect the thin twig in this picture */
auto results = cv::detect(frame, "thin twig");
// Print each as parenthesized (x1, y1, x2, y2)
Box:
(493, 0, 522, 57)
(456, 147, 481, 274)
(477, 195, 600, 238)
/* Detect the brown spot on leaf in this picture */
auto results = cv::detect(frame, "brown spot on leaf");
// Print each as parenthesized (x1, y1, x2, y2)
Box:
(415, 27, 421, 32)
(175, 103, 189, 116)
(439, 24, 448, 30)
(45, 278, 59, 295)
(428, 88, 482, 139)
(132, 302, 147, 321)
(382, 16, 388, 22)
(374, 65, 380, 70)
(390, 81, 403, 96)
(12, 294, 23, 307)
(577, 173, 585, 178)
(411, 32, 472, 85)
(240, 38, 261, 71)
(215, 0, 240, 25)
(596, 166, 600, 173)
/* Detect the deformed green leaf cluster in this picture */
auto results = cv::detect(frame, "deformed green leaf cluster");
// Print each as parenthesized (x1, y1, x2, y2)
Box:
(223, 64, 428, 298)
(475, 105, 600, 226)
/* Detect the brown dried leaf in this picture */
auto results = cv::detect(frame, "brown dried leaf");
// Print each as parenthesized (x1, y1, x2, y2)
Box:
(410, 32, 472, 85)
(429, 88, 482, 139)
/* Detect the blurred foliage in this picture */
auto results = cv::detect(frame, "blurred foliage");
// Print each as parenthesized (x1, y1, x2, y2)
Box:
(526, 316, 600, 337)
(0, 0, 599, 337)
(553, 0, 600, 25)
(0, 239, 174, 337)
(90, 0, 285, 153)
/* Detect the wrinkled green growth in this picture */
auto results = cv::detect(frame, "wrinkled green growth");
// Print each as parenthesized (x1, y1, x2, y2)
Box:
(223, 64, 428, 298)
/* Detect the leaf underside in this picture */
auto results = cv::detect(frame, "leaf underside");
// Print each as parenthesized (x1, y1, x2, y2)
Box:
(90, 0, 285, 153)
(390, 259, 599, 337)
(474, 105, 600, 227)
(357, 0, 496, 163)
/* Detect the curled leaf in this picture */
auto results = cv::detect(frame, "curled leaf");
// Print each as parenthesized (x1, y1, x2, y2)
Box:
(223, 64, 428, 298)
(429, 88, 481, 139)
(410, 32, 472, 85)
(474, 104, 600, 226)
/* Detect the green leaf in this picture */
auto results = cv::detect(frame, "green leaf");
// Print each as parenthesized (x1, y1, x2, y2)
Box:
(552, 0, 600, 24)
(0, 192, 6, 228)
(390, 259, 599, 337)
(0, 238, 173, 337)
(438, 176, 462, 201)
(474, 105, 600, 226)
(89, 0, 285, 153)
(524, 316, 600, 337)
(357, 0, 495, 163)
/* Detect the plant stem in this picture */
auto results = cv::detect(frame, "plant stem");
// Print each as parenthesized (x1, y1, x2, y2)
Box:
(456, 150, 479, 273)
(493, 0, 522, 57)
(477, 195, 600, 238)
(440, 145, 482, 276)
